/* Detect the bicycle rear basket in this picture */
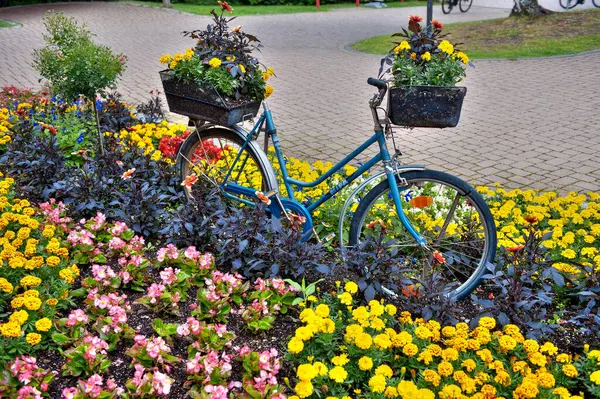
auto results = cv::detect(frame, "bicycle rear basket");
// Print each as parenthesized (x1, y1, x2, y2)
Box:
(160, 70, 261, 126)
(387, 85, 467, 128)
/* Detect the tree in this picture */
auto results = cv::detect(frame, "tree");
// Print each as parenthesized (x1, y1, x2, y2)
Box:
(510, 0, 552, 17)
(32, 12, 127, 156)
(162, 0, 173, 8)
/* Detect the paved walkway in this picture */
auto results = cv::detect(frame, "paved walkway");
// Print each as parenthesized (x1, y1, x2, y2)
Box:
(1, 2, 599, 192)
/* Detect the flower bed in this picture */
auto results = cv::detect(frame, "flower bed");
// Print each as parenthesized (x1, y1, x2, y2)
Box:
(3, 84, 600, 398)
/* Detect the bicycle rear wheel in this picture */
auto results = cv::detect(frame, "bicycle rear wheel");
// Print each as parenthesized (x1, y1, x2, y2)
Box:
(559, 0, 578, 9)
(459, 0, 473, 12)
(441, 0, 453, 13)
(349, 170, 496, 300)
(177, 124, 277, 201)
(592, 0, 599, 8)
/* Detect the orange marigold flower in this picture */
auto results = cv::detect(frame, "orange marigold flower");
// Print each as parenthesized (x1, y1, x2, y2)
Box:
(255, 191, 271, 205)
(433, 251, 445, 264)
(409, 15, 423, 22)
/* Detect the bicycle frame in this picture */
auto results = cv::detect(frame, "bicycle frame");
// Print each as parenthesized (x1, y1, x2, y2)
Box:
(218, 101, 426, 246)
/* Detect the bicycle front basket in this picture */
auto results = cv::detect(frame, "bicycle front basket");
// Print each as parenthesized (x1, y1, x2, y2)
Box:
(387, 85, 467, 128)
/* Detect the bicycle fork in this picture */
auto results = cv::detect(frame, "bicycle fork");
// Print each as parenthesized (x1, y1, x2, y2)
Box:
(377, 133, 428, 248)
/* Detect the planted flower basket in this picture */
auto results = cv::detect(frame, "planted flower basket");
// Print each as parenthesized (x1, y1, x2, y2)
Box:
(387, 85, 467, 128)
(160, 70, 262, 127)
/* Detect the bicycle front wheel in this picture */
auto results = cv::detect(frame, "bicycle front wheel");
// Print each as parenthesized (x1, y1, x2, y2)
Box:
(349, 170, 496, 300)
(459, 0, 473, 12)
(592, 0, 599, 8)
(441, 0, 453, 13)
(177, 125, 277, 201)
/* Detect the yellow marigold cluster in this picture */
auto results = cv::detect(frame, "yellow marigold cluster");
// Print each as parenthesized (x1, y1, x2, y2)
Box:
(0, 107, 12, 146)
(286, 284, 595, 399)
(0, 172, 77, 343)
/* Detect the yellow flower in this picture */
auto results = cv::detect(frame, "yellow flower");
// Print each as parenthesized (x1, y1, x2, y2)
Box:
(331, 353, 349, 366)
(402, 343, 419, 357)
(478, 317, 496, 330)
(208, 58, 222, 69)
(345, 281, 358, 294)
(421, 51, 431, 61)
(329, 366, 348, 383)
(297, 364, 318, 381)
(393, 41, 411, 54)
(415, 325, 433, 340)
(438, 40, 454, 55)
(591, 370, 600, 385)
(159, 54, 172, 64)
(288, 337, 304, 354)
(369, 374, 387, 393)
(238, 64, 246, 74)
(294, 380, 313, 398)
(35, 318, 53, 332)
(358, 356, 373, 371)
(9, 310, 29, 325)
(562, 364, 577, 378)
(264, 85, 274, 99)
(455, 51, 469, 63)
(315, 304, 330, 318)
(26, 332, 42, 345)
(375, 364, 393, 378)
(437, 361, 454, 377)
(338, 292, 352, 305)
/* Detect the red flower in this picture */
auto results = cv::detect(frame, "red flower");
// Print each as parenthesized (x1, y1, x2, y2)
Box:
(431, 19, 443, 30)
(218, 0, 233, 12)
(524, 216, 538, 224)
(433, 251, 445, 264)
(409, 15, 423, 22)
(402, 285, 422, 297)
(506, 245, 525, 252)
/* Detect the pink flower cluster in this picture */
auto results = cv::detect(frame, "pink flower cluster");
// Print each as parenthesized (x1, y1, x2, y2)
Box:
(255, 278, 296, 295)
(62, 374, 123, 399)
(156, 244, 178, 262)
(88, 212, 106, 231)
(204, 270, 244, 302)
(66, 309, 89, 327)
(91, 264, 116, 287)
(39, 198, 72, 230)
(248, 348, 283, 394)
(131, 335, 174, 369)
(67, 228, 96, 246)
(81, 336, 109, 361)
(129, 365, 174, 396)
(186, 350, 233, 381)
(85, 289, 130, 333)
(9, 356, 51, 388)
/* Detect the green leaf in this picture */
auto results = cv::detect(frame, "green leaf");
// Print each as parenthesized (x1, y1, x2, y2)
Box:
(52, 333, 69, 346)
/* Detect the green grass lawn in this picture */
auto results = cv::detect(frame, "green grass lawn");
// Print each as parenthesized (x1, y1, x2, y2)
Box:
(125, 1, 427, 16)
(0, 19, 15, 28)
(351, 8, 600, 59)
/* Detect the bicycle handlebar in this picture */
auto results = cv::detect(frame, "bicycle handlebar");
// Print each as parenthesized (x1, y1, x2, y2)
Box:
(367, 77, 387, 91)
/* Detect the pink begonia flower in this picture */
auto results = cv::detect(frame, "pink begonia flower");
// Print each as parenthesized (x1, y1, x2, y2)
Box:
(17, 386, 42, 399)
(184, 246, 201, 260)
(89, 212, 106, 231)
(110, 221, 129, 236)
(134, 335, 147, 346)
(199, 253, 213, 269)
(177, 323, 190, 337)
(204, 385, 229, 399)
(152, 371, 172, 395)
(108, 237, 126, 251)
(61, 387, 78, 399)
(159, 268, 180, 285)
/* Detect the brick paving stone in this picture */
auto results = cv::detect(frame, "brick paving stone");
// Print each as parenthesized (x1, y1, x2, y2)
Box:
(1, 3, 599, 193)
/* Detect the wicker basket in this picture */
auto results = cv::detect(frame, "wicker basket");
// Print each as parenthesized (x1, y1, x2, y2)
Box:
(160, 70, 261, 126)
(387, 86, 467, 128)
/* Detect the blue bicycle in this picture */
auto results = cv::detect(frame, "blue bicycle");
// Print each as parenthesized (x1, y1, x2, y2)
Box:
(177, 78, 497, 299)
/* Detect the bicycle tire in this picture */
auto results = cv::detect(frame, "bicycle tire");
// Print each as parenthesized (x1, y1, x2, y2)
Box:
(459, 0, 473, 12)
(441, 0, 453, 14)
(348, 170, 496, 300)
(593, 0, 599, 8)
(177, 124, 277, 201)
(559, 0, 578, 9)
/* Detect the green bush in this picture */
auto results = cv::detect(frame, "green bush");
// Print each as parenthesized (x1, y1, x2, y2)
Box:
(32, 12, 126, 101)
